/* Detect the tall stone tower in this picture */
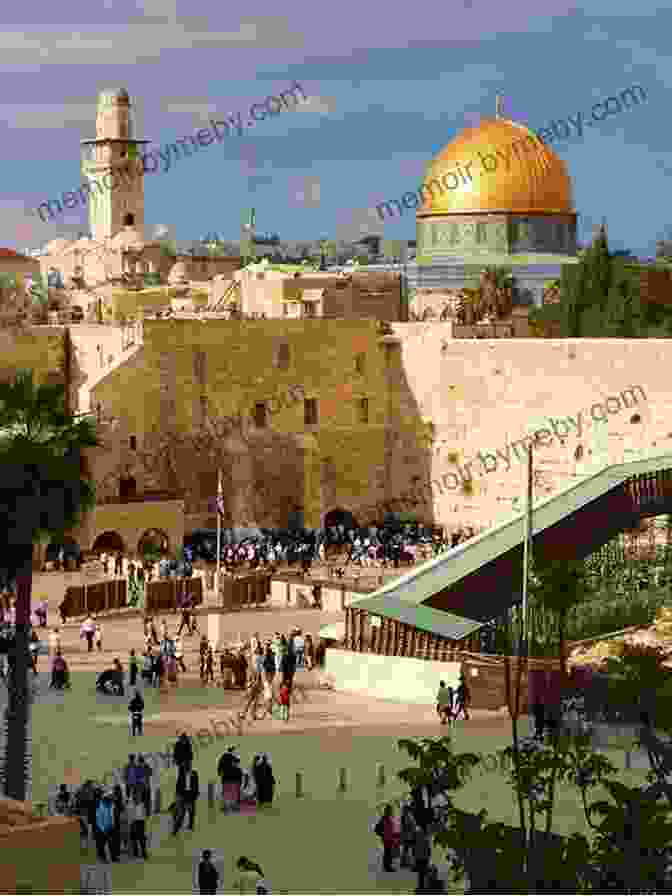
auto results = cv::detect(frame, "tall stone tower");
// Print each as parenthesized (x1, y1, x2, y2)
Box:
(80, 88, 150, 242)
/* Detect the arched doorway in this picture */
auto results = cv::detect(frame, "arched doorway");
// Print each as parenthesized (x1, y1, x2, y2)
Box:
(137, 528, 170, 558)
(323, 507, 359, 532)
(123, 213, 135, 227)
(45, 536, 82, 570)
(92, 531, 125, 554)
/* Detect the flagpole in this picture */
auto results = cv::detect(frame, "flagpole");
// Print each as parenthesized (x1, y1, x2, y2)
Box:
(216, 468, 222, 599)
(522, 445, 533, 655)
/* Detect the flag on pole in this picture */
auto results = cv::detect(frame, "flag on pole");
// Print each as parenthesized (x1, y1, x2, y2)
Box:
(216, 469, 225, 516)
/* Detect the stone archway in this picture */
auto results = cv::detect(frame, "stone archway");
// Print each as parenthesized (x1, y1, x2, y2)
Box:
(323, 507, 359, 532)
(137, 528, 170, 557)
(91, 531, 126, 554)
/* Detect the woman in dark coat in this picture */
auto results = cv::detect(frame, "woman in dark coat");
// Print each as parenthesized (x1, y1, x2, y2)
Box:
(252, 753, 275, 807)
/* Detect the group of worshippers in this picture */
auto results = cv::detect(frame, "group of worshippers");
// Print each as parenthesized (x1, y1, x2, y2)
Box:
(139, 616, 183, 689)
(52, 754, 157, 863)
(374, 791, 447, 893)
(190, 522, 477, 579)
(239, 628, 319, 722)
(214, 744, 276, 815)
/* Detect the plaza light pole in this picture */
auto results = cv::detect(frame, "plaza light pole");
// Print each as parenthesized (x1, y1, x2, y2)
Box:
(521, 443, 533, 657)
(215, 468, 223, 599)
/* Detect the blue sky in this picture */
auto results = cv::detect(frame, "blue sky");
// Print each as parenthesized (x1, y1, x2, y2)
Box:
(2, 0, 669, 255)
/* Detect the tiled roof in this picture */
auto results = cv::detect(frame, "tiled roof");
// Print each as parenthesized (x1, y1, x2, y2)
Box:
(0, 248, 27, 259)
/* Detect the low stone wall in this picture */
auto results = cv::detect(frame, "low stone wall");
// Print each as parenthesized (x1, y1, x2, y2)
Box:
(325, 647, 560, 711)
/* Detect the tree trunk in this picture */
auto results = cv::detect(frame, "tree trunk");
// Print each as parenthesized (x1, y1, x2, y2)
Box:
(3, 543, 34, 801)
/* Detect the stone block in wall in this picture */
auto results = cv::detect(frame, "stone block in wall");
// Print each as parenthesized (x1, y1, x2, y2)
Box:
(270, 579, 289, 607)
(321, 586, 344, 613)
(289, 582, 312, 608)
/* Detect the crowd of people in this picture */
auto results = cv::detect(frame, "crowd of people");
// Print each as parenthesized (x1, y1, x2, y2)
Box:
(50, 734, 274, 892)
(186, 522, 481, 579)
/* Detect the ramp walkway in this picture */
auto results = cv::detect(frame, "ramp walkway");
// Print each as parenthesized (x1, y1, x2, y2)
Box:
(350, 451, 672, 636)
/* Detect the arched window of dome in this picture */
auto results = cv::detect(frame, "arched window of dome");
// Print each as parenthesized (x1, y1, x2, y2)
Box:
(123, 213, 135, 227)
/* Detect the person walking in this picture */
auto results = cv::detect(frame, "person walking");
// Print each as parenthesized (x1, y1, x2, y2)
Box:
(173, 732, 194, 773)
(218, 747, 243, 813)
(436, 681, 453, 726)
(198, 849, 219, 895)
(413, 822, 433, 891)
(199, 636, 209, 682)
(400, 803, 417, 869)
(93, 790, 119, 863)
(252, 753, 275, 808)
(175, 635, 187, 673)
(123, 755, 137, 800)
(153, 651, 164, 689)
(205, 645, 215, 684)
(136, 755, 152, 817)
(114, 552, 123, 577)
(95, 622, 103, 652)
(128, 788, 148, 860)
(49, 649, 69, 689)
(177, 604, 192, 637)
(128, 688, 144, 737)
(81, 615, 95, 652)
(292, 630, 305, 669)
(454, 673, 470, 721)
(278, 681, 291, 722)
(142, 649, 154, 686)
(262, 644, 275, 685)
(129, 649, 139, 688)
(173, 762, 199, 834)
(375, 804, 401, 872)
(304, 633, 314, 671)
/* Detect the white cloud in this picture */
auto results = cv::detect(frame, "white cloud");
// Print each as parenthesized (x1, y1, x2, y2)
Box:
(0, 17, 304, 68)
(292, 95, 336, 116)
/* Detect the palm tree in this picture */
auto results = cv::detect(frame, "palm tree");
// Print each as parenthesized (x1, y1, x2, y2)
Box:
(0, 370, 99, 800)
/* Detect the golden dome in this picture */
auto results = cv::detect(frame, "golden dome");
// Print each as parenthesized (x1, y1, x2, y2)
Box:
(417, 117, 575, 217)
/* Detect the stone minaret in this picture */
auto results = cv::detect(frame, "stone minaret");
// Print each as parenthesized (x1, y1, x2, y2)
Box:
(80, 88, 150, 241)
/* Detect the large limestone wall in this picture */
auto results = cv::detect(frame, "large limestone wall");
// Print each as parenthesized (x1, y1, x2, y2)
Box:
(389, 329, 671, 529)
(90, 319, 419, 530)
(0, 327, 65, 386)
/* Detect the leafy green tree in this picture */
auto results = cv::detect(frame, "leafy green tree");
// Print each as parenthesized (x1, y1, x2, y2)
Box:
(528, 554, 594, 686)
(0, 370, 99, 800)
(558, 225, 642, 337)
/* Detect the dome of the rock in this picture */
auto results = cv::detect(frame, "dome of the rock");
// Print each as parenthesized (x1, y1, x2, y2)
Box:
(415, 110, 578, 264)
(418, 117, 574, 218)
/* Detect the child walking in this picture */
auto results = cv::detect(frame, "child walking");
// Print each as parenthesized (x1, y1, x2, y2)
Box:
(278, 681, 290, 722)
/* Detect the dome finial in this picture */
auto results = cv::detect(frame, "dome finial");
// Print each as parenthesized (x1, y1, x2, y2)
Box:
(496, 94, 503, 119)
